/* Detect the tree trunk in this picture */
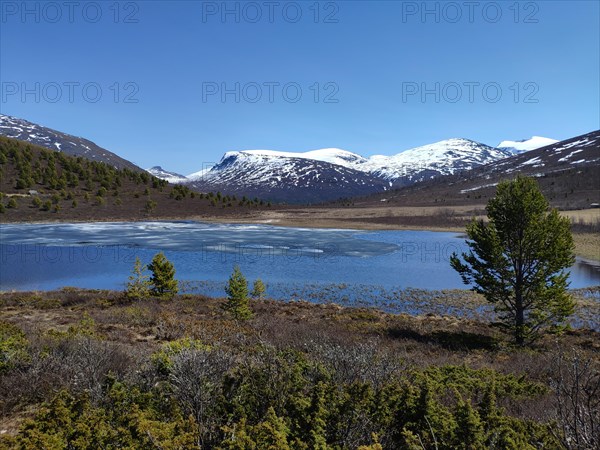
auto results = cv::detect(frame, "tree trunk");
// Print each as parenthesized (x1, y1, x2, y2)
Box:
(515, 291, 525, 346)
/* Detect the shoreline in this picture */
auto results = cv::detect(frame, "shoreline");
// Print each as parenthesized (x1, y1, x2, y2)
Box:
(1, 287, 598, 333)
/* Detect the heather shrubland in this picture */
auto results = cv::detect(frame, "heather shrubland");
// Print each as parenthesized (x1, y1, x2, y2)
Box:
(0, 288, 598, 449)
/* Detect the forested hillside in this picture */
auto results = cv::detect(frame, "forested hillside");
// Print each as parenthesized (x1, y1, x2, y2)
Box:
(0, 136, 269, 222)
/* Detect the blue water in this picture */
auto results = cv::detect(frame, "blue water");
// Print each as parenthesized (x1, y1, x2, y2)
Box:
(1, 221, 598, 295)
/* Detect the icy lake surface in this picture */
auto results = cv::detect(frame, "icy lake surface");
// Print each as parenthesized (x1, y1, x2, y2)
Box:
(1, 221, 598, 296)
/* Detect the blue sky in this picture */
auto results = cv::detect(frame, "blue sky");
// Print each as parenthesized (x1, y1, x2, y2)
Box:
(1, 1, 598, 174)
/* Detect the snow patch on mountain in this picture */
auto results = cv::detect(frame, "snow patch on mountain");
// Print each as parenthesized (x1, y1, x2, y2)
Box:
(237, 148, 368, 168)
(146, 166, 188, 184)
(359, 138, 510, 181)
(187, 167, 215, 181)
(497, 136, 558, 154)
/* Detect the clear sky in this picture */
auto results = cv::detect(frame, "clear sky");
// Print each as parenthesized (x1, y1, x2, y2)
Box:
(1, 1, 598, 174)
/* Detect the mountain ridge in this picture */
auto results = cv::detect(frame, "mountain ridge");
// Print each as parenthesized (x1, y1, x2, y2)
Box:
(1, 114, 575, 204)
(182, 138, 518, 202)
(0, 114, 141, 171)
(355, 129, 600, 210)
(188, 151, 389, 203)
(146, 166, 188, 184)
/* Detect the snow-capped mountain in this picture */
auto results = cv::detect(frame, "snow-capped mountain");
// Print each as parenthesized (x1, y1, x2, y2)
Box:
(146, 166, 188, 184)
(372, 130, 599, 210)
(181, 139, 514, 202)
(212, 140, 505, 185)
(187, 151, 388, 203)
(492, 131, 600, 173)
(0, 114, 141, 170)
(497, 136, 558, 154)
(359, 139, 511, 184)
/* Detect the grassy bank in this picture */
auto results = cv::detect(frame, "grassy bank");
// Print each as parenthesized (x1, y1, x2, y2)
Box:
(574, 232, 600, 261)
(1, 289, 598, 448)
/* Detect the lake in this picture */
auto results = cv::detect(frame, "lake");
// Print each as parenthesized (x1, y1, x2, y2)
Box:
(1, 222, 598, 300)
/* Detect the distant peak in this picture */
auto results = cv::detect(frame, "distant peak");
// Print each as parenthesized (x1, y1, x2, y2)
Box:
(497, 136, 558, 153)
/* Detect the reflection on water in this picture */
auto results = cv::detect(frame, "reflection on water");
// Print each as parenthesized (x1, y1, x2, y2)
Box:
(574, 258, 600, 280)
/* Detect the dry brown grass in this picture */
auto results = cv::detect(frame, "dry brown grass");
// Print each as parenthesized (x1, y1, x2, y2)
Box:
(574, 233, 600, 261)
(1, 289, 597, 360)
(561, 208, 600, 224)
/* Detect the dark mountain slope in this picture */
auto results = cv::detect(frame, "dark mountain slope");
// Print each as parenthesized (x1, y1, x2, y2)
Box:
(0, 115, 141, 171)
(355, 130, 600, 209)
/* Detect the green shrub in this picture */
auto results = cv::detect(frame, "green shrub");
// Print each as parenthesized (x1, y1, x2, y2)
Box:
(3, 384, 198, 449)
(0, 321, 28, 373)
(251, 279, 266, 299)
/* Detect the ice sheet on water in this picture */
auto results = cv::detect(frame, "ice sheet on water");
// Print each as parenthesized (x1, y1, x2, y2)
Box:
(0, 221, 398, 258)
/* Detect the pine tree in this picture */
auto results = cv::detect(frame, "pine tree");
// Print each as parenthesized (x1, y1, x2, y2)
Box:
(451, 176, 575, 345)
(251, 279, 266, 299)
(126, 257, 151, 300)
(222, 266, 253, 320)
(148, 252, 178, 299)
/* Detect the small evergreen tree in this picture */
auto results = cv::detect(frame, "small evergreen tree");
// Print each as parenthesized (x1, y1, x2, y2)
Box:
(148, 252, 178, 299)
(251, 279, 266, 299)
(222, 266, 253, 320)
(126, 257, 151, 300)
(7, 198, 17, 209)
(144, 199, 157, 213)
